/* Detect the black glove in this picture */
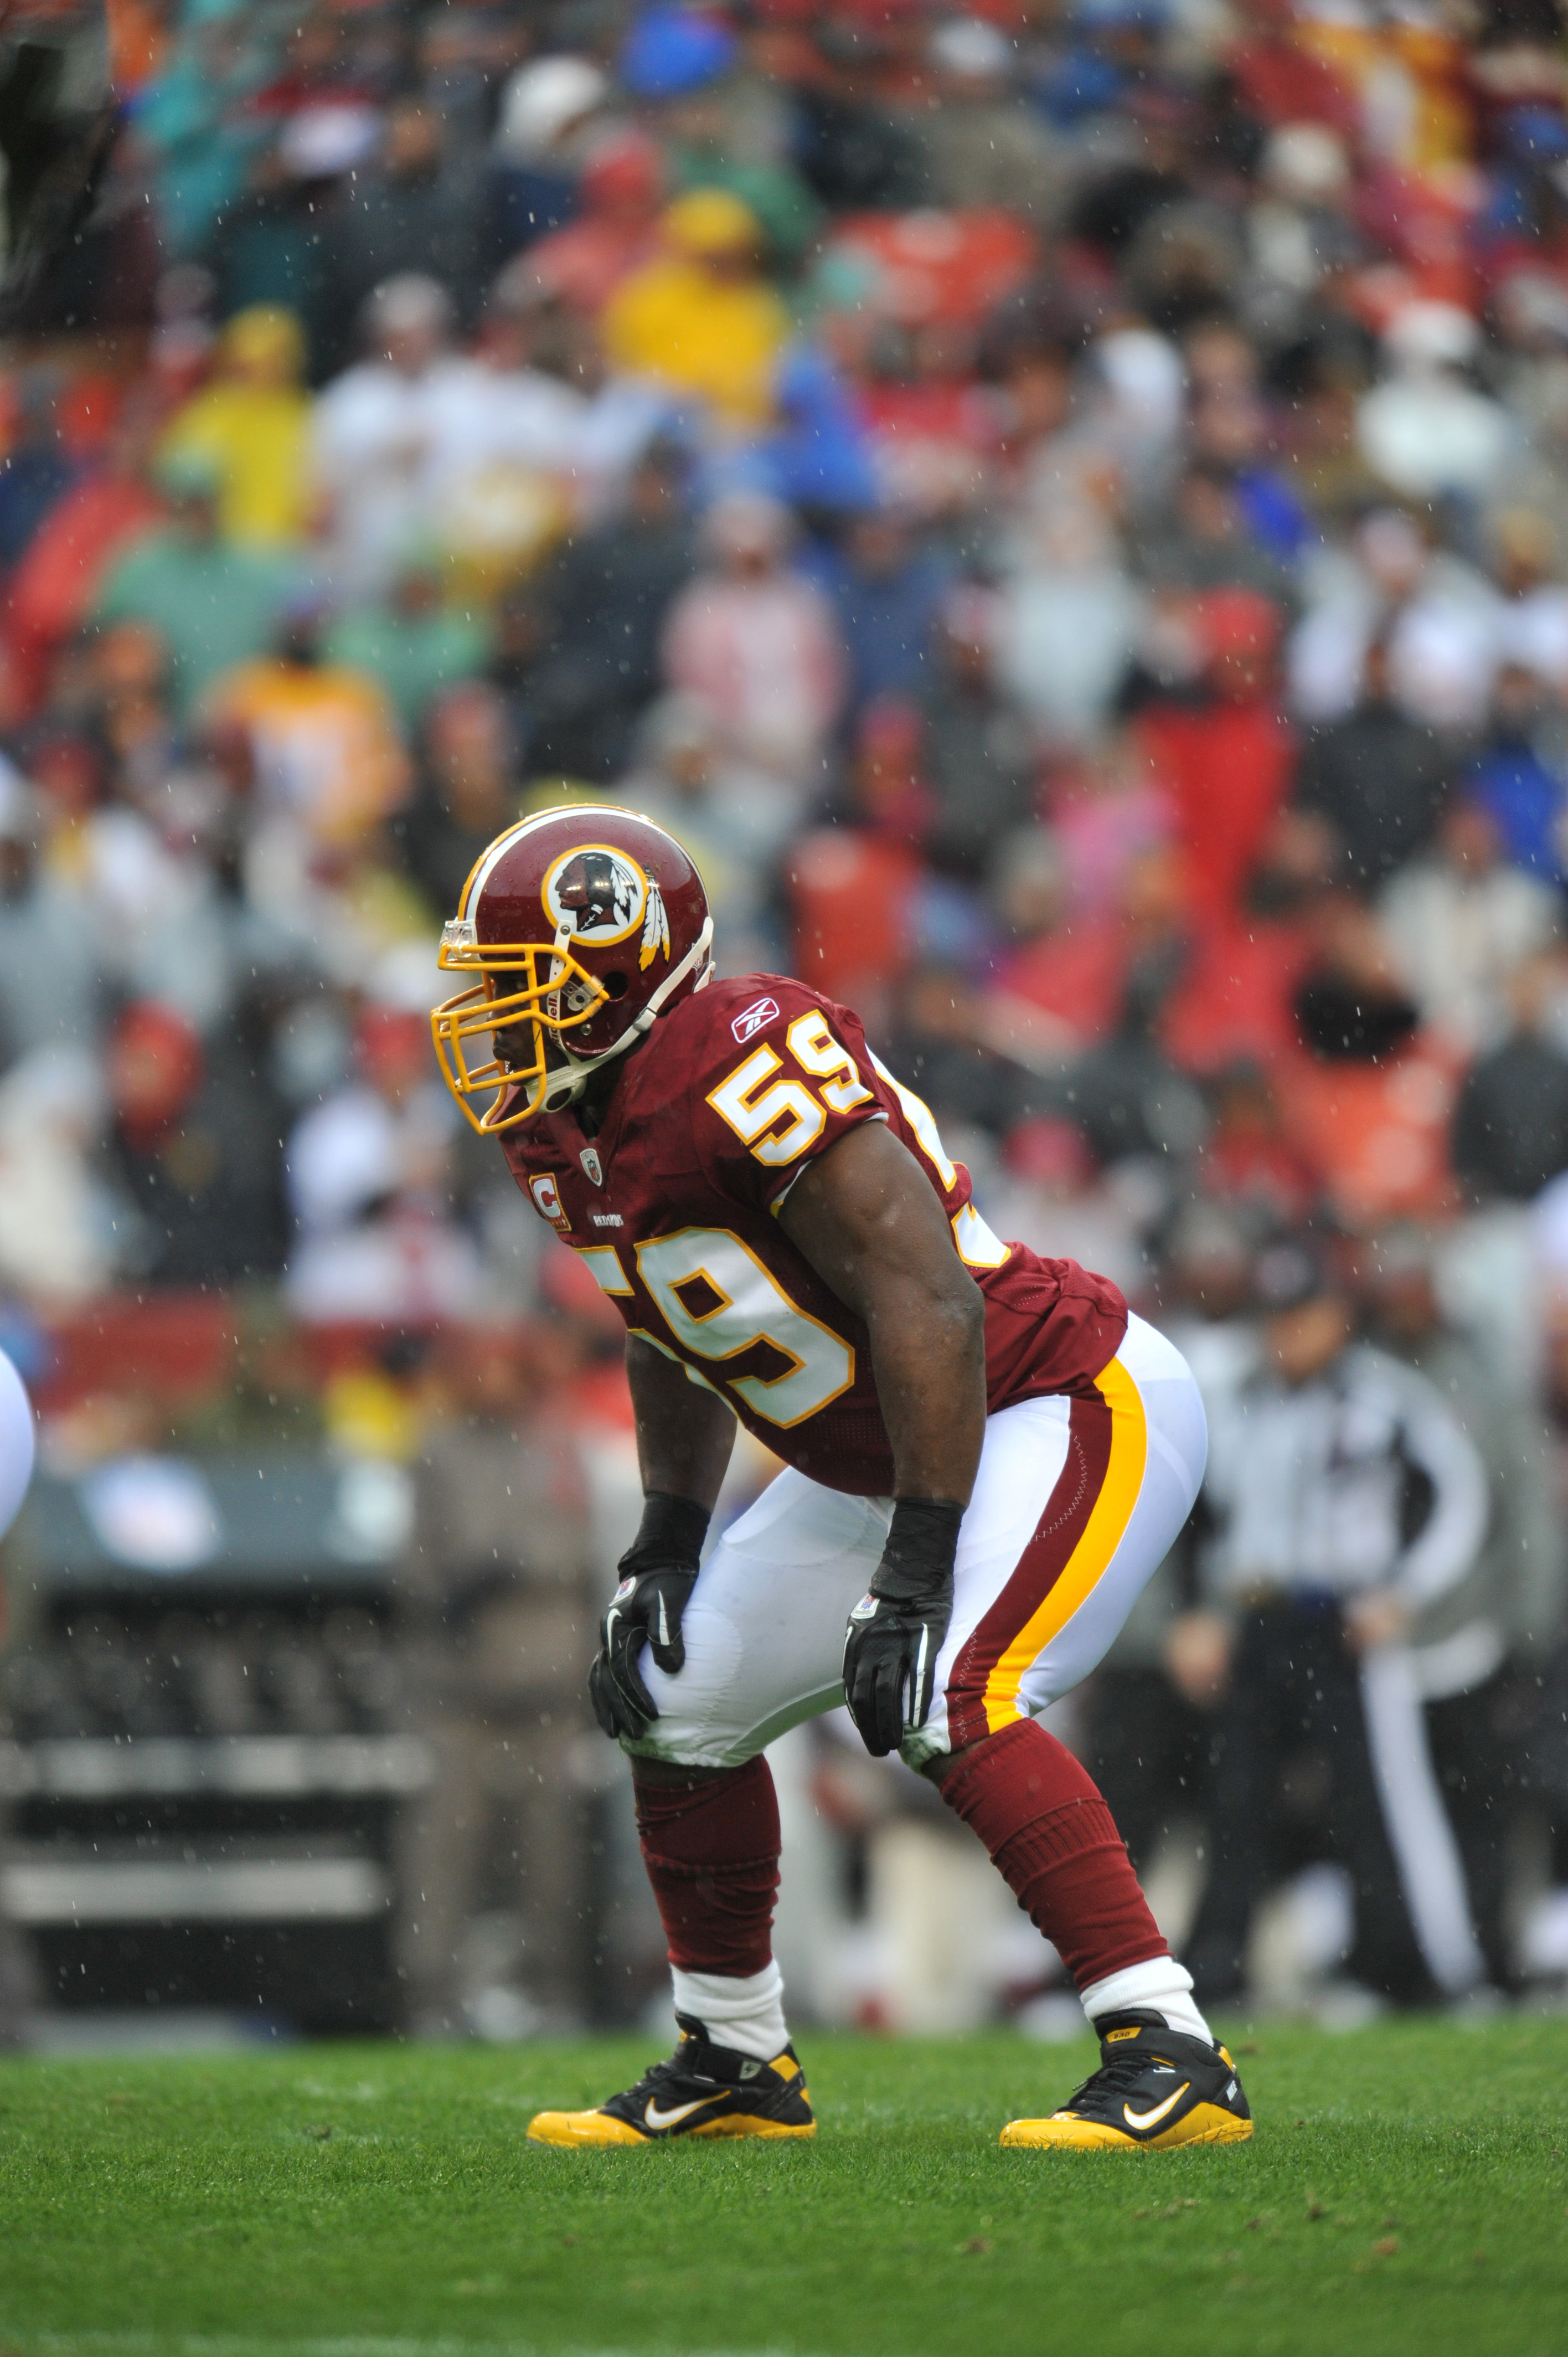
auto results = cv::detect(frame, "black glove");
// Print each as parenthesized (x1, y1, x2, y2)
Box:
(842, 1498, 965, 1758)
(588, 1491, 710, 1741)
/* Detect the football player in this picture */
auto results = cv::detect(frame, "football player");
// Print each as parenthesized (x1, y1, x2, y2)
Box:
(431, 809, 1251, 2151)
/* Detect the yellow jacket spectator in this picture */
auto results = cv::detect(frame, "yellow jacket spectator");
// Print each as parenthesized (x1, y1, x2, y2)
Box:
(159, 307, 313, 548)
(601, 189, 788, 430)
(205, 606, 411, 853)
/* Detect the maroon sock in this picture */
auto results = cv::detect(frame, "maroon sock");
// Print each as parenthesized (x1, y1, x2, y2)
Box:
(937, 1717, 1167, 1992)
(632, 1756, 781, 1975)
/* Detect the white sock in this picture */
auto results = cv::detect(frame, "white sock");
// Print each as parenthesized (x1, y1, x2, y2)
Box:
(1080, 1957, 1214, 2047)
(670, 1961, 789, 2062)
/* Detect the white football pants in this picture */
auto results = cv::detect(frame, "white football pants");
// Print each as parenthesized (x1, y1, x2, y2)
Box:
(628, 1312, 1206, 1769)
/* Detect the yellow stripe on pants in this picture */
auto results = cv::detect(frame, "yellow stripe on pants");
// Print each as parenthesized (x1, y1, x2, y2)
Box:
(981, 1356, 1149, 1736)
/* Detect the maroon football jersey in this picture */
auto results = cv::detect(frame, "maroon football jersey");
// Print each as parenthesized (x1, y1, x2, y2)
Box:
(501, 974, 1128, 1496)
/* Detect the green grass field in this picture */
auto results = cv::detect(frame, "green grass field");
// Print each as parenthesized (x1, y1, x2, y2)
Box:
(1, 2019, 1565, 2357)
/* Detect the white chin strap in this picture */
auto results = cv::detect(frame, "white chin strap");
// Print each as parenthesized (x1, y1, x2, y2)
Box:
(540, 919, 715, 1115)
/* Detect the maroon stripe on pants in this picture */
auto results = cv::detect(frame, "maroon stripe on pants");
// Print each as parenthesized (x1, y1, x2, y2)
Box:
(945, 1388, 1113, 1752)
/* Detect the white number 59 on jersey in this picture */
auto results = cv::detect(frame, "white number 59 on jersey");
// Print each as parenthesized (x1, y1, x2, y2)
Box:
(636, 1228, 854, 1426)
(571, 1013, 1007, 1425)
(573, 1225, 853, 1428)
(705, 1011, 873, 1166)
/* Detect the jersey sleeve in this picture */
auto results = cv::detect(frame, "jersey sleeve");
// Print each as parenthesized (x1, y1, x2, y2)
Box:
(687, 979, 891, 1213)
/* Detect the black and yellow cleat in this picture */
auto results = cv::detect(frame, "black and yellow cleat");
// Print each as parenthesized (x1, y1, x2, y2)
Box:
(999, 2011, 1254, 2151)
(527, 2014, 817, 2148)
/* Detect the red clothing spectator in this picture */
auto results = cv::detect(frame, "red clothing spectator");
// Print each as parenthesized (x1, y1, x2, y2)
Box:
(826, 210, 1038, 330)
(1273, 1030, 1464, 1227)
(1229, 4, 1358, 132)
(1160, 915, 1317, 1074)
(858, 376, 1001, 512)
(996, 912, 1132, 1047)
(1354, 164, 1481, 315)
(996, 845, 1191, 1051)
(3, 469, 164, 714)
(1197, 1067, 1318, 1231)
(526, 132, 667, 316)
(1271, 904, 1465, 1224)
(1133, 591, 1294, 925)
(786, 825, 924, 1017)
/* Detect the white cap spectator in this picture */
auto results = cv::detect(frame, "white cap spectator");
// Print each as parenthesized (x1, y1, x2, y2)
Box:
(492, 56, 606, 166)
(1092, 326, 1188, 474)
(1360, 303, 1515, 502)
(1386, 301, 1484, 374)
(1263, 121, 1352, 203)
(278, 103, 382, 181)
(364, 272, 456, 349)
(929, 18, 1014, 80)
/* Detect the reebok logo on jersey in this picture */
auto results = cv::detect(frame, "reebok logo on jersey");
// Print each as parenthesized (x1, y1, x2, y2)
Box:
(592, 1212, 623, 1227)
(731, 995, 780, 1044)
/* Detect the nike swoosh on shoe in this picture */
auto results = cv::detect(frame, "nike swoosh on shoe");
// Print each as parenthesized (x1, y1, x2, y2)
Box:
(1123, 2083, 1190, 2130)
(644, 2094, 724, 2131)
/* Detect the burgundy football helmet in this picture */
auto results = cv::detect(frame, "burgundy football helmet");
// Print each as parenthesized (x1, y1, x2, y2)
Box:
(431, 806, 714, 1131)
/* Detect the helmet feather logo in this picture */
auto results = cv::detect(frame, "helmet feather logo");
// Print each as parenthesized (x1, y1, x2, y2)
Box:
(641, 880, 671, 970)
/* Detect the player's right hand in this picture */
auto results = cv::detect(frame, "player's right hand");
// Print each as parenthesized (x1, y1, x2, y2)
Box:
(589, 1566, 700, 1740)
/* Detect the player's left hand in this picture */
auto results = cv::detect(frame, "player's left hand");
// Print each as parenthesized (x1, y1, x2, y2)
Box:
(842, 1578, 952, 1756)
(842, 1498, 965, 1758)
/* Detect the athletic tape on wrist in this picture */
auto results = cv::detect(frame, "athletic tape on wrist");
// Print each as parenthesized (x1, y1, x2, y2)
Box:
(870, 1497, 965, 1605)
(618, 1489, 711, 1577)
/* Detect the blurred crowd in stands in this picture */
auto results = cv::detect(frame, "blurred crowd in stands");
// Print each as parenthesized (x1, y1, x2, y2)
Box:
(4, 0, 1568, 2031)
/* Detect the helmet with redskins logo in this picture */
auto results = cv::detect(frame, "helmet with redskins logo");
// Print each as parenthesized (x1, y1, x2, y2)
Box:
(431, 806, 713, 1131)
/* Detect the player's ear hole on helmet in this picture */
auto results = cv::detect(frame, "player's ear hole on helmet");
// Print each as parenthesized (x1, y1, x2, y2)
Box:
(602, 969, 630, 1000)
